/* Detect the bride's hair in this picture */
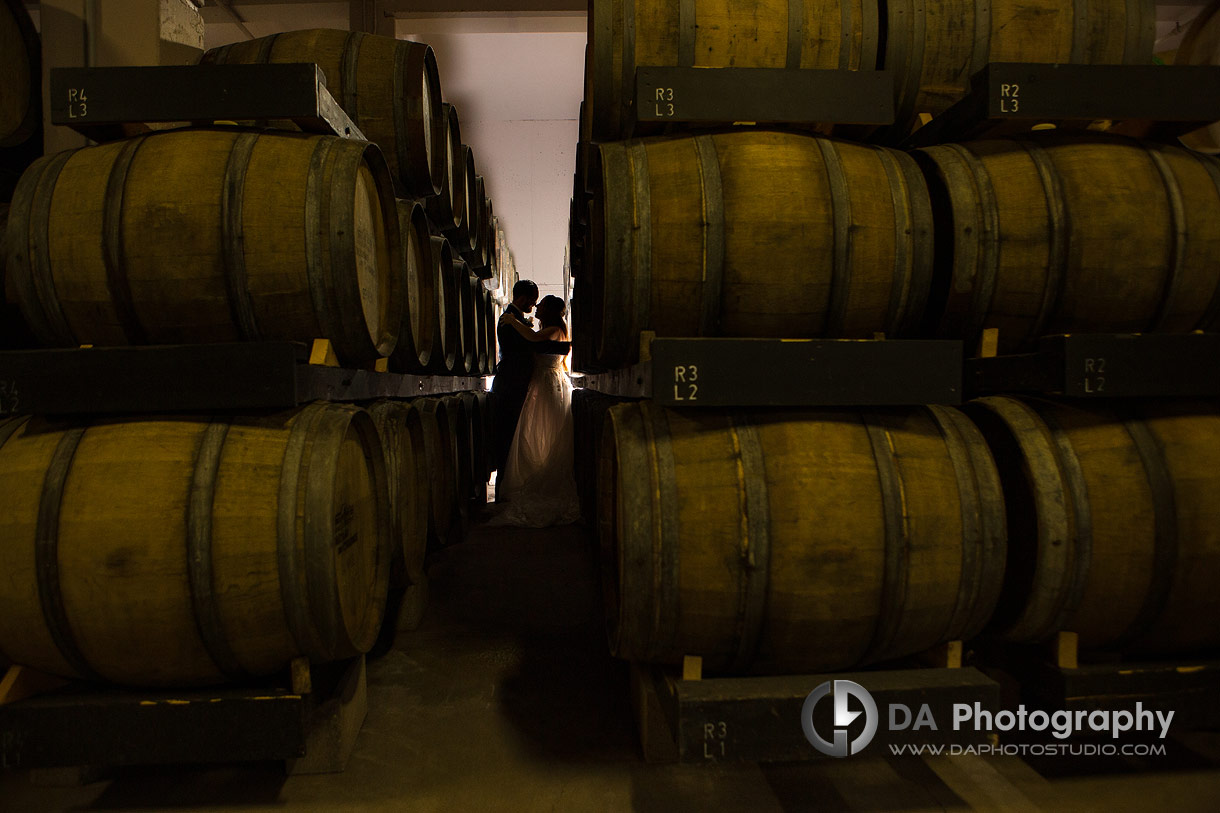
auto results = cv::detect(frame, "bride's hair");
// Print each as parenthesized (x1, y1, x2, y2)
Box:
(537, 295, 569, 337)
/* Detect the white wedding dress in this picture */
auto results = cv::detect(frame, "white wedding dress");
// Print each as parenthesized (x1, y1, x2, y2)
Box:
(490, 352, 582, 527)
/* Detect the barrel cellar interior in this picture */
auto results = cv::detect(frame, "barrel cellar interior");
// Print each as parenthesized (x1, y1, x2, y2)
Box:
(2, 1, 1220, 811)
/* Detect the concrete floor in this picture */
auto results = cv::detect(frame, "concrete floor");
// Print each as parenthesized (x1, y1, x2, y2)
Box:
(3, 519, 1220, 812)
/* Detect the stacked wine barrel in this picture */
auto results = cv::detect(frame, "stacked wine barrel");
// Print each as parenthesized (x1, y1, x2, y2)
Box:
(1176, 2, 1220, 154)
(1, 0, 42, 342)
(0, 404, 393, 686)
(577, 0, 1220, 675)
(0, 28, 504, 688)
(189, 29, 503, 376)
(0, 0, 41, 200)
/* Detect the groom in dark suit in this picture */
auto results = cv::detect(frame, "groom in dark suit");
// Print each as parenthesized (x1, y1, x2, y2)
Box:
(491, 279, 569, 498)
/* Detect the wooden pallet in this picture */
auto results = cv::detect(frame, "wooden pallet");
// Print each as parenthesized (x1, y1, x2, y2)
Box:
(0, 655, 368, 781)
(630, 648, 1001, 764)
(983, 632, 1220, 730)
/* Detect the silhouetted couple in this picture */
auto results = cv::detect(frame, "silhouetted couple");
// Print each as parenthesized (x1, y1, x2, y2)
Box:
(489, 280, 581, 527)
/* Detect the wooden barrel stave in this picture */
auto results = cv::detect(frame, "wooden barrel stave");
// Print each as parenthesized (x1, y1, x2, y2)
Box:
(965, 397, 1220, 655)
(6, 128, 402, 365)
(599, 401, 1006, 673)
(589, 131, 934, 368)
(0, 403, 391, 687)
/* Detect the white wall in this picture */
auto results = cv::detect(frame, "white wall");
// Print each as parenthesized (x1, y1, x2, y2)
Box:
(399, 16, 584, 302)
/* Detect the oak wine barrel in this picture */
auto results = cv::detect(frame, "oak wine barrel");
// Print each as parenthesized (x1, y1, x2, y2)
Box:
(571, 267, 593, 372)
(473, 277, 489, 375)
(458, 148, 481, 257)
(0, 0, 39, 149)
(425, 102, 465, 232)
(466, 176, 488, 267)
(599, 401, 1006, 673)
(964, 397, 1220, 655)
(444, 394, 475, 503)
(0, 202, 36, 349)
(483, 196, 496, 275)
(417, 398, 458, 547)
(478, 388, 492, 476)
(588, 131, 934, 368)
(585, 0, 879, 142)
(457, 391, 488, 494)
(574, 139, 590, 229)
(886, 0, 1154, 130)
(6, 128, 403, 366)
(572, 388, 623, 526)
(483, 286, 498, 375)
(390, 199, 437, 373)
(203, 29, 443, 198)
(586, 0, 1153, 140)
(426, 236, 458, 374)
(472, 389, 495, 483)
(0, 404, 391, 686)
(469, 189, 493, 278)
(1176, 1, 1220, 154)
(367, 400, 430, 632)
(914, 135, 1220, 353)
(453, 260, 476, 376)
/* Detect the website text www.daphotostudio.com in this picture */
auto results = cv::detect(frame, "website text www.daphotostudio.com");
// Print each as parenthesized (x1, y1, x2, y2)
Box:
(801, 679, 1174, 759)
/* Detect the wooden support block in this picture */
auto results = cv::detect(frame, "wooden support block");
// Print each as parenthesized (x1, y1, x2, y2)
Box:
(290, 657, 312, 696)
(1052, 631, 1078, 670)
(977, 328, 999, 359)
(286, 656, 368, 775)
(919, 641, 963, 669)
(639, 330, 656, 362)
(309, 338, 340, 367)
(28, 765, 108, 787)
(373, 357, 390, 373)
(628, 663, 679, 764)
(873, 332, 887, 341)
(396, 577, 429, 633)
(682, 655, 703, 682)
(0, 665, 70, 706)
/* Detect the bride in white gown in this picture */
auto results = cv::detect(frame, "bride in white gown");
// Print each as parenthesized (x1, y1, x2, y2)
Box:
(489, 295, 581, 527)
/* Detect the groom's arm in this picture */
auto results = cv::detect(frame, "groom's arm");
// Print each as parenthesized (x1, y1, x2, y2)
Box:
(497, 318, 532, 355)
(497, 313, 570, 356)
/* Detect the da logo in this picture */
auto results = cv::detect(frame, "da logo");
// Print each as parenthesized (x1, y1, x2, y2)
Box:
(801, 680, 879, 758)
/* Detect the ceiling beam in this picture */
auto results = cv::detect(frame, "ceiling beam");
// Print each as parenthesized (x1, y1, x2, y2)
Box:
(212, 0, 256, 39)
